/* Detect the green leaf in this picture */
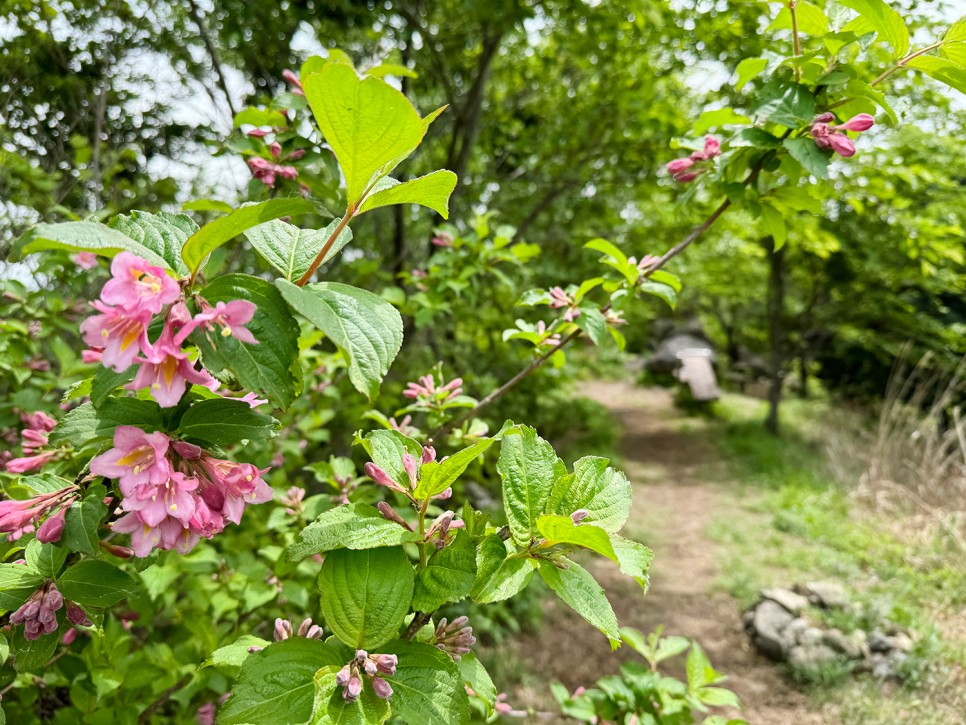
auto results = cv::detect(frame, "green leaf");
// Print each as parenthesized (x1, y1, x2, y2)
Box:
(470, 535, 534, 604)
(177, 399, 279, 447)
(382, 640, 470, 725)
(536, 515, 617, 561)
(768, 1, 829, 35)
(277, 280, 403, 401)
(538, 560, 621, 647)
(736, 59, 766, 91)
(25, 540, 67, 579)
(840, 0, 909, 57)
(0, 564, 44, 612)
(754, 81, 816, 127)
(358, 430, 423, 490)
(219, 638, 343, 725)
(181, 198, 316, 273)
(941, 15, 966, 67)
(734, 128, 784, 149)
(458, 652, 497, 709)
(0, 632, 8, 665)
(18, 221, 172, 269)
(412, 531, 477, 612)
(193, 274, 302, 408)
(415, 438, 495, 499)
(497, 426, 563, 546)
(48, 399, 164, 448)
(576, 306, 608, 346)
(183, 199, 234, 214)
(545, 456, 631, 533)
(760, 203, 788, 249)
(310, 665, 392, 724)
(233, 107, 290, 128)
(639, 280, 677, 309)
(357, 171, 458, 218)
(204, 634, 271, 671)
(109, 210, 197, 276)
(287, 503, 421, 561)
(318, 547, 414, 650)
(244, 218, 353, 283)
(55, 560, 137, 608)
(784, 137, 830, 178)
(686, 642, 716, 689)
(906, 55, 966, 96)
(693, 108, 752, 134)
(304, 63, 424, 204)
(90, 365, 136, 408)
(10, 627, 58, 672)
(611, 535, 653, 591)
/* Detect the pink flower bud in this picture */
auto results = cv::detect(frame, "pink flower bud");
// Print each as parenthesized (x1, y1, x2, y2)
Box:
(402, 453, 418, 487)
(62, 627, 78, 645)
(364, 462, 399, 491)
(666, 158, 694, 174)
(376, 501, 413, 530)
(269, 142, 282, 158)
(372, 677, 393, 700)
(173, 440, 203, 460)
(703, 135, 721, 158)
(287, 148, 306, 161)
(247, 129, 269, 138)
(67, 602, 92, 626)
(835, 113, 875, 132)
(274, 618, 293, 641)
(827, 133, 856, 158)
(436, 487, 453, 501)
(570, 509, 589, 524)
(345, 676, 362, 701)
(100, 542, 135, 559)
(421, 446, 436, 464)
(813, 112, 835, 123)
(336, 664, 352, 686)
(81, 348, 103, 364)
(36, 507, 67, 544)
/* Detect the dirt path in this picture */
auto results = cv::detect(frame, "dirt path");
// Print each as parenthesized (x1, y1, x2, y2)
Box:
(496, 380, 832, 724)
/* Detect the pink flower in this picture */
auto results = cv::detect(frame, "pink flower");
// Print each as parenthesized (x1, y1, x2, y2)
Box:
(247, 129, 269, 139)
(191, 299, 258, 345)
(21, 428, 49, 452)
(121, 471, 198, 527)
(666, 157, 694, 175)
(80, 301, 151, 372)
(21, 411, 57, 432)
(810, 113, 873, 158)
(90, 426, 172, 493)
(667, 136, 721, 183)
(432, 233, 454, 247)
(247, 158, 299, 187)
(282, 69, 304, 95)
(835, 113, 875, 132)
(5, 451, 57, 473)
(195, 457, 272, 525)
(82, 348, 103, 364)
(36, 506, 67, 543)
(287, 149, 306, 161)
(269, 142, 282, 159)
(548, 286, 571, 309)
(100, 252, 180, 314)
(72, 252, 99, 269)
(196, 702, 216, 725)
(827, 133, 856, 157)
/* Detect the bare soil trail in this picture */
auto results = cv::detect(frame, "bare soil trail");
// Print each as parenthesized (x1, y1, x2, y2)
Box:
(499, 379, 834, 724)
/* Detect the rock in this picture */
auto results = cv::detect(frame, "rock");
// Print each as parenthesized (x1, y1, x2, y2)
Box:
(885, 633, 913, 653)
(823, 629, 865, 659)
(800, 581, 849, 609)
(799, 627, 824, 647)
(788, 644, 840, 670)
(761, 588, 810, 615)
(751, 601, 795, 660)
(786, 617, 809, 642)
(872, 651, 907, 680)
(868, 630, 890, 653)
(742, 609, 755, 629)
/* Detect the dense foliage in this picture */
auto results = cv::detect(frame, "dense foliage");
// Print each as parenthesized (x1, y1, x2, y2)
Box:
(1, 0, 964, 723)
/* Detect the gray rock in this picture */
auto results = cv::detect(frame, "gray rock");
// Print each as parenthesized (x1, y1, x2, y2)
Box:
(823, 629, 865, 659)
(885, 633, 913, 653)
(872, 651, 907, 680)
(788, 644, 840, 669)
(751, 601, 795, 660)
(800, 581, 849, 609)
(742, 609, 755, 629)
(786, 617, 809, 642)
(799, 627, 825, 647)
(761, 588, 810, 615)
(868, 630, 890, 653)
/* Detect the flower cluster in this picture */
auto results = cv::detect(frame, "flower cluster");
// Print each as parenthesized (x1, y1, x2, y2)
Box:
(0, 484, 78, 542)
(535, 320, 562, 349)
(4, 410, 60, 474)
(274, 616, 323, 641)
(403, 373, 463, 406)
(809, 112, 875, 157)
(8, 580, 87, 641)
(80, 252, 258, 409)
(336, 650, 397, 702)
(548, 286, 581, 322)
(92, 426, 271, 556)
(433, 616, 476, 661)
(666, 135, 721, 183)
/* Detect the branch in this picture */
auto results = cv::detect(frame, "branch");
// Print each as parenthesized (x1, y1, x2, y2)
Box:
(186, 0, 238, 118)
(138, 675, 192, 724)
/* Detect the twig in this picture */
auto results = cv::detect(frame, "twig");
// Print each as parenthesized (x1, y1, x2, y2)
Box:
(138, 675, 192, 724)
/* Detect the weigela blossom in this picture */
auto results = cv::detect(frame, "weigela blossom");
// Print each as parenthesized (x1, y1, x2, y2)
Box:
(247, 157, 299, 187)
(90, 426, 173, 493)
(10, 581, 64, 640)
(548, 286, 580, 322)
(191, 299, 258, 345)
(809, 112, 875, 158)
(336, 650, 397, 702)
(433, 616, 476, 661)
(0, 485, 78, 541)
(666, 135, 721, 182)
(100, 252, 180, 314)
(403, 374, 463, 404)
(80, 301, 152, 372)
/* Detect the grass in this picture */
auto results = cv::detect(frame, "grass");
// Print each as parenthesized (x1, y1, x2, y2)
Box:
(704, 393, 966, 723)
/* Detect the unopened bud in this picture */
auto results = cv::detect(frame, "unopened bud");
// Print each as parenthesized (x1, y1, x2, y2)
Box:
(376, 501, 413, 530)
(364, 463, 400, 491)
(402, 453, 418, 487)
(421, 446, 436, 464)
(570, 509, 589, 524)
(372, 677, 393, 700)
(274, 618, 293, 641)
(100, 541, 135, 558)
(67, 602, 92, 626)
(36, 507, 67, 544)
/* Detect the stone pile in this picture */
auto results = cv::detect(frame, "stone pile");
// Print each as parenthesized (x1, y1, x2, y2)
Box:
(742, 582, 915, 679)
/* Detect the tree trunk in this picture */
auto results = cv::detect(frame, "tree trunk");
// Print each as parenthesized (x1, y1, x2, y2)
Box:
(765, 237, 786, 435)
(797, 354, 809, 399)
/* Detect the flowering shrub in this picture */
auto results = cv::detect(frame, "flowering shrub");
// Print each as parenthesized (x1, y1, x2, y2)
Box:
(2, 2, 965, 723)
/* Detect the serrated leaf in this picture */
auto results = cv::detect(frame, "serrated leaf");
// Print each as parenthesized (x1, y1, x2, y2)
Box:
(193, 274, 302, 408)
(458, 653, 497, 709)
(90, 365, 136, 408)
(840, 0, 909, 57)
(305, 63, 425, 204)
(318, 547, 414, 650)
(784, 137, 831, 178)
(244, 218, 353, 283)
(10, 626, 58, 672)
(381, 640, 470, 725)
(536, 515, 617, 561)
(497, 426, 563, 546)
(310, 664, 391, 724)
(907, 55, 966, 96)
(357, 170, 458, 218)
(414, 438, 494, 499)
(277, 280, 403, 401)
(56, 560, 137, 608)
(17, 221, 171, 269)
(754, 81, 816, 127)
(109, 210, 197, 276)
(177, 399, 279, 446)
(48, 399, 164, 448)
(611, 535, 653, 591)
(358, 430, 424, 490)
(181, 198, 316, 273)
(0, 564, 44, 612)
(219, 638, 342, 725)
(25, 539, 67, 579)
(287, 503, 421, 561)
(412, 531, 477, 612)
(205, 634, 271, 671)
(545, 456, 631, 533)
(470, 535, 534, 604)
(539, 560, 621, 647)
